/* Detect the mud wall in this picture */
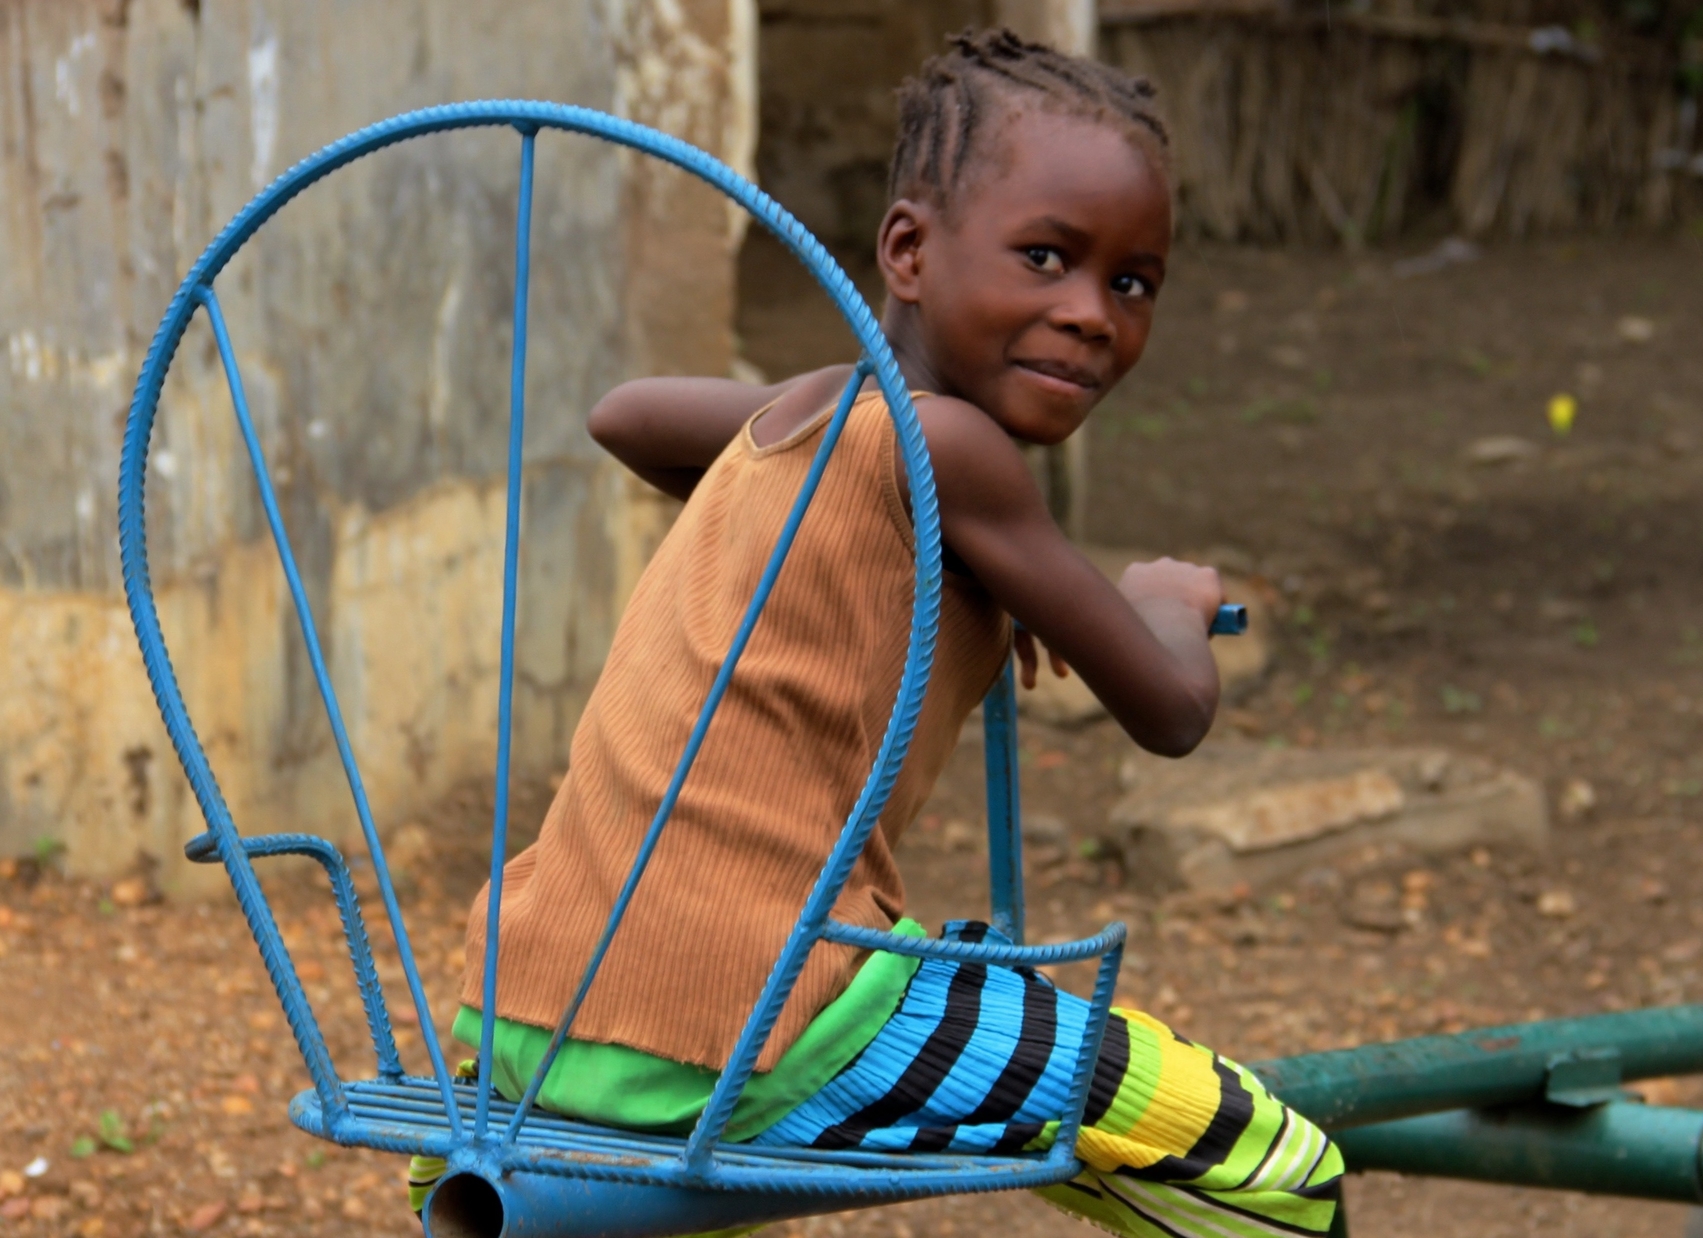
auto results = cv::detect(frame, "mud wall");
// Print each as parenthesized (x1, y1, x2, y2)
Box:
(0, 0, 754, 892)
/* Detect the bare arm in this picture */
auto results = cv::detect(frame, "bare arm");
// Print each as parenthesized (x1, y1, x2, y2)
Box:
(587, 367, 857, 501)
(917, 396, 1222, 757)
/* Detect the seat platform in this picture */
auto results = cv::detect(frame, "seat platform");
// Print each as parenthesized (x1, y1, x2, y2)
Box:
(290, 1076, 1082, 1198)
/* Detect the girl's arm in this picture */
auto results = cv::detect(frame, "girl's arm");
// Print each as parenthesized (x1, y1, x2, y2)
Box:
(917, 394, 1222, 757)
(588, 367, 855, 501)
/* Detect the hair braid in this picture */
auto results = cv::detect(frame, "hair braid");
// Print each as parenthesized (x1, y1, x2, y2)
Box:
(888, 26, 1169, 211)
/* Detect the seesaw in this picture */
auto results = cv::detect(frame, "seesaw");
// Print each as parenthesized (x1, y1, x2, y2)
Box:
(117, 101, 1703, 1238)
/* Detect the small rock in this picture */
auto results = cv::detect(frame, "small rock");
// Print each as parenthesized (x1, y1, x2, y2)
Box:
(30, 1197, 67, 1221)
(386, 823, 433, 870)
(220, 1095, 254, 1116)
(1557, 778, 1596, 822)
(23, 1158, 48, 1179)
(184, 1201, 227, 1232)
(1466, 436, 1540, 466)
(1659, 427, 1695, 457)
(941, 820, 980, 853)
(0, 1198, 28, 1222)
(1417, 752, 1449, 791)
(1216, 289, 1249, 313)
(1021, 814, 1069, 846)
(1222, 708, 1264, 738)
(1537, 889, 1577, 918)
(1661, 938, 1701, 963)
(1616, 315, 1656, 343)
(1344, 881, 1407, 933)
(1538, 597, 1587, 623)
(108, 877, 149, 908)
(0, 1171, 22, 1198)
(1392, 236, 1480, 279)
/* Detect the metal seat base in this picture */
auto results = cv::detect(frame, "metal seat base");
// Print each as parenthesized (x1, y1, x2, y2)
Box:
(291, 1077, 1080, 1237)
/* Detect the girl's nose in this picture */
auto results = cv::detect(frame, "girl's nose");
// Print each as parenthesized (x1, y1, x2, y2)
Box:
(1048, 275, 1114, 341)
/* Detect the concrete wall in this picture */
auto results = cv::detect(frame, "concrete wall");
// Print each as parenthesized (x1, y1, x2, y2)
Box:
(0, 0, 754, 892)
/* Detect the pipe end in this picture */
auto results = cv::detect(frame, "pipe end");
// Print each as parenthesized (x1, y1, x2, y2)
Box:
(424, 1171, 507, 1238)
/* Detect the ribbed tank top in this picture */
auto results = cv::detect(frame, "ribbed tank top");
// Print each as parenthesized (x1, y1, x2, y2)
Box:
(460, 389, 1011, 1071)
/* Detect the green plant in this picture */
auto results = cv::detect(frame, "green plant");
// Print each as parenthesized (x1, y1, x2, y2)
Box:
(1241, 396, 1320, 425)
(99, 1109, 134, 1154)
(1440, 685, 1483, 714)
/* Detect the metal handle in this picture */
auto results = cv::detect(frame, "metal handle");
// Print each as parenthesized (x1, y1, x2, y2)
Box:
(1211, 603, 1247, 636)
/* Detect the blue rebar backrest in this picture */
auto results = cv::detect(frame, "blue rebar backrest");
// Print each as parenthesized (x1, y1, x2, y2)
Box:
(117, 102, 1126, 1236)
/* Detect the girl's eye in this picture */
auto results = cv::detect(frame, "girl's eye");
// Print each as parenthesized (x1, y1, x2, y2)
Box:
(1111, 273, 1149, 298)
(1024, 247, 1064, 274)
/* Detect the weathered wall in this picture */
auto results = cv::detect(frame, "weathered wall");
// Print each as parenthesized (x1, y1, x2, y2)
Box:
(0, 0, 753, 892)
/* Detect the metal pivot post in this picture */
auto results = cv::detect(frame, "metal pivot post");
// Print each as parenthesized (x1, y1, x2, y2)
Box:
(983, 659, 1024, 943)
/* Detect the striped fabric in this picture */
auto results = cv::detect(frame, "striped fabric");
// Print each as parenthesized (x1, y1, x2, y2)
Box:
(411, 923, 1341, 1237)
(751, 922, 1342, 1238)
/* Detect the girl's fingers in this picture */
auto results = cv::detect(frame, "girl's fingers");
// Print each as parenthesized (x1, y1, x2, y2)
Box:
(1049, 648, 1070, 679)
(1014, 629, 1039, 690)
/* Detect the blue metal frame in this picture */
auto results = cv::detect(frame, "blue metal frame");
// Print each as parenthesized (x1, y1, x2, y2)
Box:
(117, 101, 1126, 1236)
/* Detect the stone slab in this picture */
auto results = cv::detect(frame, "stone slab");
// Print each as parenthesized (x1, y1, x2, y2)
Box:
(1109, 742, 1548, 895)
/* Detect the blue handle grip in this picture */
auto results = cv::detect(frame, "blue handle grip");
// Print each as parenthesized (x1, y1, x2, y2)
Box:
(1211, 604, 1248, 636)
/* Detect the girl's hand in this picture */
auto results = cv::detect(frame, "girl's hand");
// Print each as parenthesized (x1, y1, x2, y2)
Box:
(1118, 558, 1223, 629)
(1014, 628, 1069, 690)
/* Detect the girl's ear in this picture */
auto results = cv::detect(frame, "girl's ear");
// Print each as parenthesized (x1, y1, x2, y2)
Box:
(876, 199, 930, 305)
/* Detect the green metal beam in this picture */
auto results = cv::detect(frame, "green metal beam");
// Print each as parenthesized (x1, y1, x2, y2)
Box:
(1251, 1004, 1703, 1130)
(1333, 1102, 1703, 1203)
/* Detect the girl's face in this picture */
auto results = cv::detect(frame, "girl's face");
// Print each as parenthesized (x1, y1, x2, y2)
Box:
(878, 106, 1172, 445)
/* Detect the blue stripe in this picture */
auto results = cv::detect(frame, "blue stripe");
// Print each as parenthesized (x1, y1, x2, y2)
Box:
(754, 954, 957, 1147)
(756, 943, 1091, 1152)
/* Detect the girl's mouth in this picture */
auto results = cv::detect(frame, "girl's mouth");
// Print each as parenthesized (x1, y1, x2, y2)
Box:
(1014, 359, 1100, 394)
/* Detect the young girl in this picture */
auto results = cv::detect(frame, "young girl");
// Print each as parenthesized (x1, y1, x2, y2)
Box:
(420, 29, 1341, 1237)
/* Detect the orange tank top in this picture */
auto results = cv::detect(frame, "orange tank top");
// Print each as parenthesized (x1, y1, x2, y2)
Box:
(460, 389, 1011, 1071)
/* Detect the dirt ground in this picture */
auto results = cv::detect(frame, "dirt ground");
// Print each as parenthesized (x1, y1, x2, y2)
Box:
(4, 228, 1703, 1237)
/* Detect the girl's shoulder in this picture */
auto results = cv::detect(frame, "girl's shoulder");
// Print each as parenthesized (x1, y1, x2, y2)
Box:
(747, 364, 866, 448)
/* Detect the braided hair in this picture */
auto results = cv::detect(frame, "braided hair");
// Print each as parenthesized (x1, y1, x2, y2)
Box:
(888, 27, 1170, 213)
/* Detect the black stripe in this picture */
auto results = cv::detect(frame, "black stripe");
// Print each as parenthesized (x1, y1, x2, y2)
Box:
(1230, 1110, 1291, 1191)
(1292, 1176, 1344, 1203)
(1121, 1053, 1255, 1183)
(991, 1119, 1047, 1155)
(1083, 1012, 1130, 1128)
(1058, 1177, 1107, 1202)
(1093, 1178, 1203, 1238)
(1164, 1179, 1342, 1237)
(907, 1125, 958, 1152)
(962, 966, 1058, 1125)
(812, 957, 988, 1149)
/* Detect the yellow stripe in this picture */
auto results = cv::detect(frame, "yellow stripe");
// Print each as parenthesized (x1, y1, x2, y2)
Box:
(1076, 1011, 1223, 1174)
